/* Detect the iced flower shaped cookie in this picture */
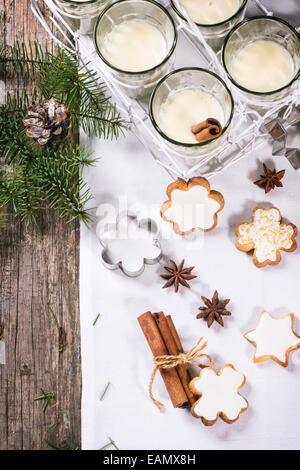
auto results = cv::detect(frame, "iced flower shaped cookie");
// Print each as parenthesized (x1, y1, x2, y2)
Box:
(190, 365, 248, 425)
(236, 207, 297, 268)
(160, 177, 224, 236)
(244, 311, 300, 367)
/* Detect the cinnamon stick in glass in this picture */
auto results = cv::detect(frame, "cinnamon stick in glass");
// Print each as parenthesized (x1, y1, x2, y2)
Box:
(191, 119, 210, 134)
(138, 311, 189, 408)
(191, 117, 222, 143)
(153, 312, 196, 407)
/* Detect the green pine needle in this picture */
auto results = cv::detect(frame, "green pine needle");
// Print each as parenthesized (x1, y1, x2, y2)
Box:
(99, 382, 111, 401)
(93, 313, 101, 326)
(99, 437, 119, 451)
(44, 421, 59, 434)
(34, 388, 55, 413)
(42, 421, 61, 449)
(109, 437, 119, 451)
(44, 439, 62, 451)
(50, 309, 60, 329)
(99, 441, 112, 450)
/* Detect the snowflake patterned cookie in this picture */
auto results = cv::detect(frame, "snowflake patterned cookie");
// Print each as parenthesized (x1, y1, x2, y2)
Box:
(189, 364, 248, 425)
(244, 311, 300, 367)
(236, 207, 297, 268)
(160, 177, 224, 236)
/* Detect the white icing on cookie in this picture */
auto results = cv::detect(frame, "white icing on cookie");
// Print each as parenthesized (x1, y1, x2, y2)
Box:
(163, 185, 220, 233)
(244, 311, 300, 365)
(192, 365, 247, 422)
(237, 208, 295, 263)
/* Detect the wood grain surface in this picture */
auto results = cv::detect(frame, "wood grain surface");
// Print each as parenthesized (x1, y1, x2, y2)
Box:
(0, 0, 81, 450)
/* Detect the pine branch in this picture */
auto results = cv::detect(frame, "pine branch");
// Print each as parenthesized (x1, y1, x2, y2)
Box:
(0, 103, 96, 225)
(72, 63, 126, 139)
(33, 151, 94, 225)
(4, 87, 30, 111)
(0, 41, 46, 81)
(0, 210, 6, 226)
(0, 166, 41, 224)
(0, 96, 96, 225)
(0, 90, 37, 165)
(1, 41, 127, 139)
(49, 143, 99, 169)
(37, 50, 126, 139)
(0, 40, 127, 226)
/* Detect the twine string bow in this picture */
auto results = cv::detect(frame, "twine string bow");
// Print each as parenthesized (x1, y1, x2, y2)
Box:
(149, 337, 214, 412)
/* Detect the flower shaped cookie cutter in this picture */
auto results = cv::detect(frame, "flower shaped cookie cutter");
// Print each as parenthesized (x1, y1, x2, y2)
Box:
(97, 210, 162, 277)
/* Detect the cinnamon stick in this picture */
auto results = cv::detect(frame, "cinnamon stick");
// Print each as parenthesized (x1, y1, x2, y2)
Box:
(191, 117, 222, 143)
(195, 125, 219, 142)
(166, 315, 196, 406)
(154, 313, 196, 407)
(138, 311, 189, 408)
(165, 315, 182, 351)
(191, 119, 210, 134)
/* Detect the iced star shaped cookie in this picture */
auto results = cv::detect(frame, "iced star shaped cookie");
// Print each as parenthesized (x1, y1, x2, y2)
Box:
(190, 364, 248, 425)
(244, 311, 300, 367)
(160, 177, 224, 236)
(236, 207, 297, 268)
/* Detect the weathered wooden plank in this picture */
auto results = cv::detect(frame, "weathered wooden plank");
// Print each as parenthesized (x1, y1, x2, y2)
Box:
(0, 0, 81, 450)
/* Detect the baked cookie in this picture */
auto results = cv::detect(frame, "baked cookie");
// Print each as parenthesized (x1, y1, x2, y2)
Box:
(244, 310, 300, 367)
(160, 177, 224, 236)
(190, 364, 248, 425)
(236, 206, 297, 268)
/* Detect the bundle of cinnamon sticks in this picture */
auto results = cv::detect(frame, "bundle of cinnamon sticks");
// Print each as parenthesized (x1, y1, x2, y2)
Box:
(191, 117, 222, 143)
(138, 311, 196, 409)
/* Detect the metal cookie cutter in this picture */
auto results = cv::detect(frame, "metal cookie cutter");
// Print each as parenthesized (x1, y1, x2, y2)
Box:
(264, 106, 300, 169)
(285, 148, 300, 170)
(98, 210, 162, 277)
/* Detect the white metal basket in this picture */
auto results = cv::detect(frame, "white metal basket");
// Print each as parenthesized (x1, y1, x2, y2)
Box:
(31, 0, 300, 180)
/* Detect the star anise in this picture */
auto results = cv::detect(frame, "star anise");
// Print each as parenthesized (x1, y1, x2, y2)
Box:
(197, 290, 231, 328)
(160, 259, 197, 293)
(254, 163, 285, 193)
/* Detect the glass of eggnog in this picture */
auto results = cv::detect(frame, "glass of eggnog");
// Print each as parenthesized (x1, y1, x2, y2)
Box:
(54, 0, 111, 35)
(94, 0, 177, 99)
(222, 16, 300, 103)
(150, 68, 234, 160)
(171, 0, 248, 38)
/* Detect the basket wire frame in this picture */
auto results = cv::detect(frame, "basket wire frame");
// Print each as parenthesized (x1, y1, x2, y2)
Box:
(31, 0, 300, 181)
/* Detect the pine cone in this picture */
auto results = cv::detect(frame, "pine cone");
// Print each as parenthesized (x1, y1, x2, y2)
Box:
(23, 98, 71, 146)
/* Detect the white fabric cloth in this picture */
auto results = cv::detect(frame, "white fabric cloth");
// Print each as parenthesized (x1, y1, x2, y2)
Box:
(80, 0, 300, 450)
